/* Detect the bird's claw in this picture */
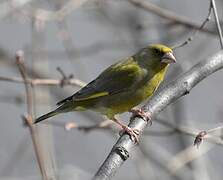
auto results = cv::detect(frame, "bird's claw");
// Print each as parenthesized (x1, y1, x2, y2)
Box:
(130, 108, 152, 125)
(120, 126, 140, 143)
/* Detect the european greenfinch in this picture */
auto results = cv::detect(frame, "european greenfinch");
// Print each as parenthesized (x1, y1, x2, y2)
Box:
(35, 44, 176, 142)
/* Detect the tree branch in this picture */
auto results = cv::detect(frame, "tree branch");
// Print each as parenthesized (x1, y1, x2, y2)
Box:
(93, 50, 223, 179)
(16, 51, 48, 179)
(211, 0, 223, 48)
(128, 0, 217, 35)
(0, 76, 86, 87)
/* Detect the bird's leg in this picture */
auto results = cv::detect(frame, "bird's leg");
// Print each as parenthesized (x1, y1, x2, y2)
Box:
(113, 117, 140, 143)
(130, 108, 152, 125)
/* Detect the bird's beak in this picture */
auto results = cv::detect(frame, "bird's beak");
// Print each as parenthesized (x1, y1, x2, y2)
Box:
(161, 52, 176, 64)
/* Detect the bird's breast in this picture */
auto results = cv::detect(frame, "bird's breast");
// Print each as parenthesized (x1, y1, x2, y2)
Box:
(138, 66, 168, 99)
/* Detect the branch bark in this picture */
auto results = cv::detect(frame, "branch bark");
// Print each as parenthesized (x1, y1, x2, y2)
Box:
(93, 50, 223, 180)
(16, 51, 48, 179)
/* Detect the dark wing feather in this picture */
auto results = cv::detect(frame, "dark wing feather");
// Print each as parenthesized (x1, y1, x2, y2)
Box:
(56, 79, 97, 106)
(56, 95, 73, 106)
(56, 58, 146, 105)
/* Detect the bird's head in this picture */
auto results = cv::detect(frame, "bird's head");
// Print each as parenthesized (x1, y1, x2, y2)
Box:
(136, 44, 176, 68)
(149, 44, 176, 64)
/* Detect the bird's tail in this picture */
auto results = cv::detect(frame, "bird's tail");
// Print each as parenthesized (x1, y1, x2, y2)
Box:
(34, 110, 59, 124)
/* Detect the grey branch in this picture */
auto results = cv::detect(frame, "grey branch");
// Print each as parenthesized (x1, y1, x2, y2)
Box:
(0, 76, 85, 87)
(211, 0, 223, 48)
(93, 50, 223, 180)
(128, 0, 217, 35)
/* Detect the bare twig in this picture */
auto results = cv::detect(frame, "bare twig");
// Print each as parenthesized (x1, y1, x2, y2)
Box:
(211, 0, 223, 48)
(56, 67, 75, 87)
(52, 115, 223, 145)
(16, 51, 33, 117)
(13, 0, 89, 23)
(0, 75, 86, 87)
(64, 119, 113, 132)
(173, 1, 212, 49)
(0, 0, 90, 21)
(167, 124, 223, 175)
(15, 50, 48, 179)
(193, 125, 223, 148)
(93, 50, 223, 180)
(145, 118, 223, 146)
(128, 0, 217, 35)
(167, 144, 214, 174)
(33, 0, 90, 22)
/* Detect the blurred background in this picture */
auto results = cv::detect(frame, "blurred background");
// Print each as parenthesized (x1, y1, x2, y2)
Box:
(0, 0, 223, 179)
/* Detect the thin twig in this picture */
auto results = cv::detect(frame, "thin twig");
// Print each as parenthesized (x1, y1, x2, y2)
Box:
(128, 0, 217, 35)
(16, 51, 33, 118)
(0, 0, 89, 21)
(211, 0, 223, 48)
(167, 124, 223, 174)
(173, 1, 212, 49)
(145, 118, 223, 145)
(56, 67, 75, 87)
(93, 50, 223, 180)
(167, 144, 214, 174)
(138, 142, 185, 180)
(144, 118, 195, 138)
(64, 119, 113, 132)
(16, 51, 48, 179)
(0, 75, 86, 87)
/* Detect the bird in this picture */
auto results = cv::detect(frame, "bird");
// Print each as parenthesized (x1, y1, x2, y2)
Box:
(35, 44, 176, 142)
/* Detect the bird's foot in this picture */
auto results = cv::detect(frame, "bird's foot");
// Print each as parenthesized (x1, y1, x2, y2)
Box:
(113, 117, 140, 143)
(121, 125, 140, 143)
(130, 108, 152, 126)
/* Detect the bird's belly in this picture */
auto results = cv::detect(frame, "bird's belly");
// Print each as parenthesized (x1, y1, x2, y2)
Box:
(90, 71, 165, 118)
(96, 84, 156, 118)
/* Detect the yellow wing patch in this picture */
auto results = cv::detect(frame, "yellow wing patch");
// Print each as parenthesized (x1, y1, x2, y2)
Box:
(77, 92, 109, 101)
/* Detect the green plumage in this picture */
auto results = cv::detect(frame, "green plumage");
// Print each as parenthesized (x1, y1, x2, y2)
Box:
(35, 44, 176, 123)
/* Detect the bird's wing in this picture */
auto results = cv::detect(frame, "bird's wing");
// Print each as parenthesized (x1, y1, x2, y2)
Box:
(56, 58, 146, 105)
